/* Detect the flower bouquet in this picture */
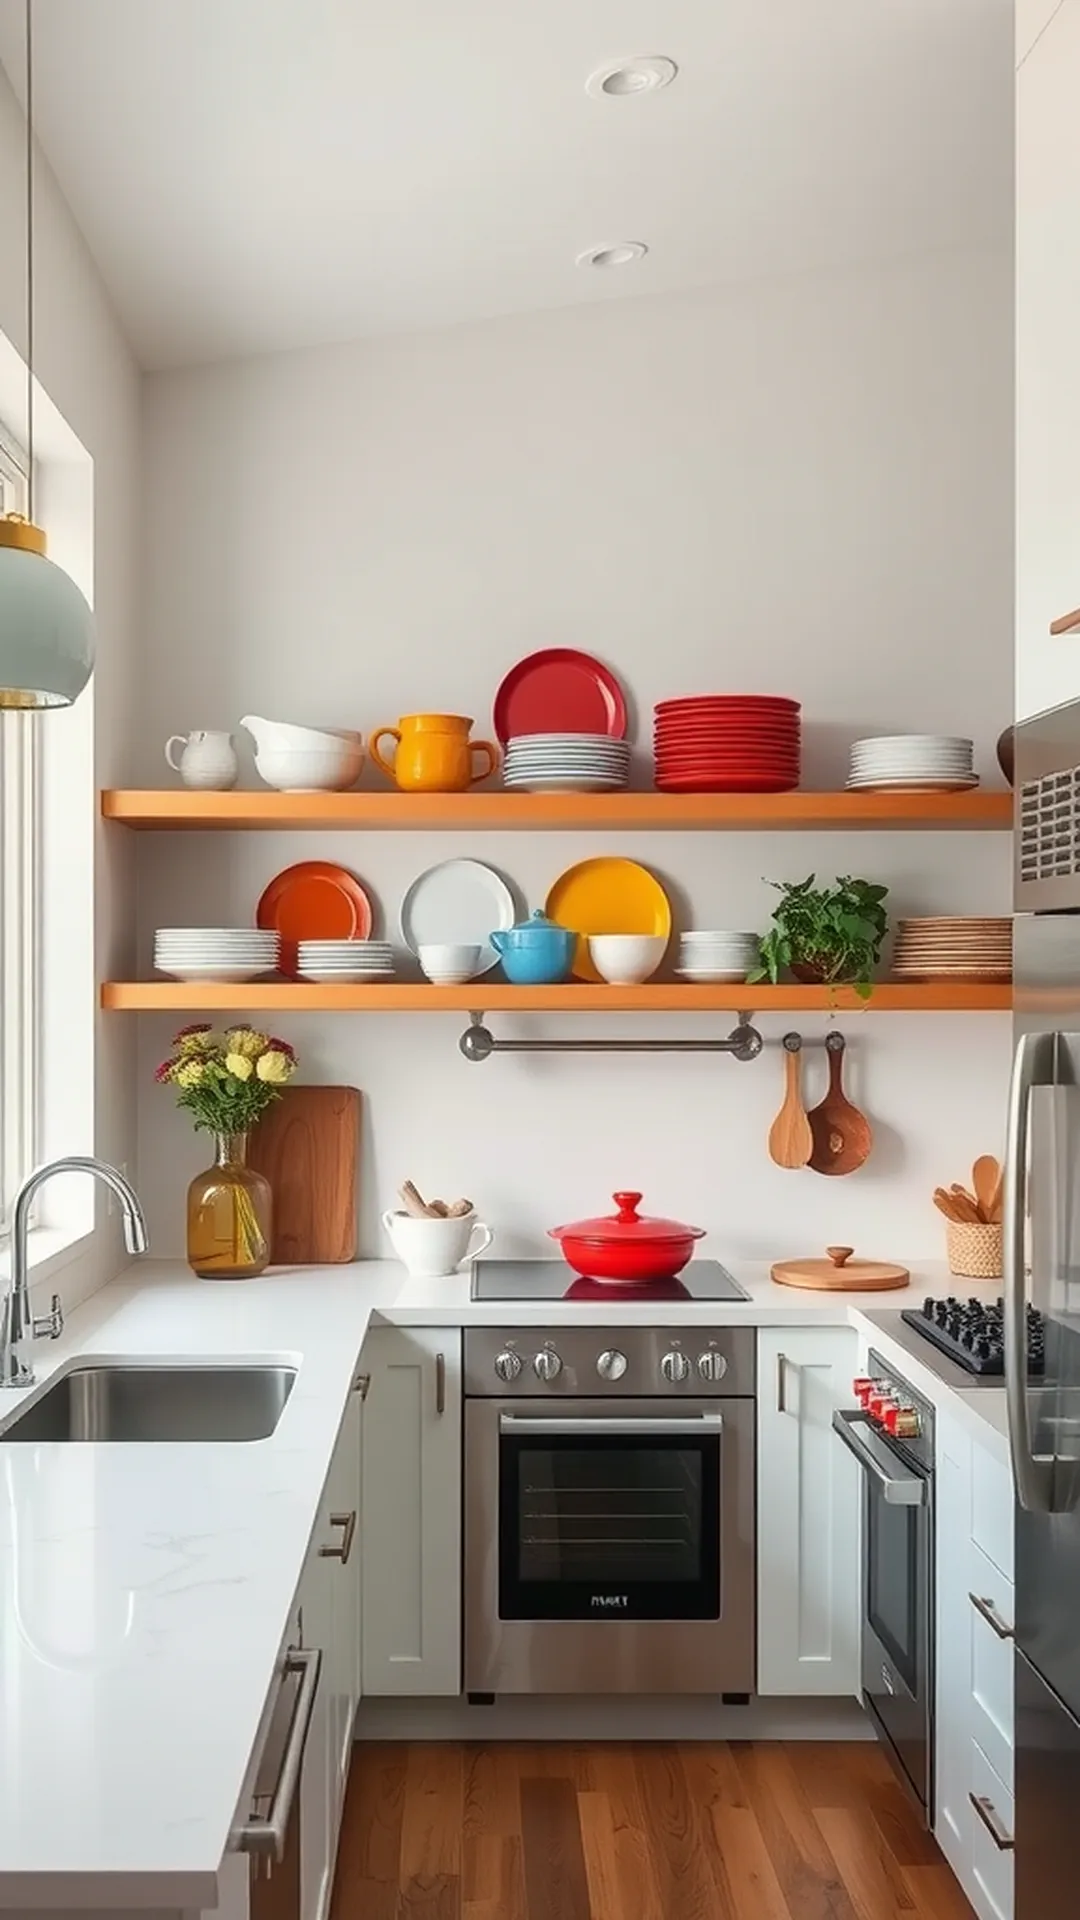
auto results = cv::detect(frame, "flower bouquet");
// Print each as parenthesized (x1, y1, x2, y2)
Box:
(155, 1024, 298, 1278)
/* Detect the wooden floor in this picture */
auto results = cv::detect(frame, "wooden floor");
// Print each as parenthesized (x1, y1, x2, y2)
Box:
(330, 1741, 975, 1919)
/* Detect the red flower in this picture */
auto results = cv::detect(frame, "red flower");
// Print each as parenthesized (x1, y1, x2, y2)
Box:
(266, 1036, 296, 1060)
(174, 1022, 212, 1041)
(154, 1057, 178, 1083)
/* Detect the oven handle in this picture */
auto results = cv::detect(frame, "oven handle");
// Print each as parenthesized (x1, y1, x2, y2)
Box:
(498, 1412, 724, 1436)
(832, 1409, 927, 1506)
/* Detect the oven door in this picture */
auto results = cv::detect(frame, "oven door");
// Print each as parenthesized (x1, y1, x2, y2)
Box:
(465, 1397, 755, 1695)
(834, 1408, 933, 1813)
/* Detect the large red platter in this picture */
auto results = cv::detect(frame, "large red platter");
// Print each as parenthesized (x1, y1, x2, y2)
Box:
(655, 773, 800, 792)
(655, 694, 800, 713)
(494, 649, 628, 743)
(257, 861, 373, 976)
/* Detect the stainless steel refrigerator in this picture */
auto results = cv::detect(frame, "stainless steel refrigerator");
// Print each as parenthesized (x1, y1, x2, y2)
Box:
(1009, 702, 1080, 1919)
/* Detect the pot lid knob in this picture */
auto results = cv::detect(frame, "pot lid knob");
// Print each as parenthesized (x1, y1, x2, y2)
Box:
(826, 1245, 855, 1268)
(613, 1191, 644, 1223)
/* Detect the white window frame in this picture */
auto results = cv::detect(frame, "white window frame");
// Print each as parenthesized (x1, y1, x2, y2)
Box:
(0, 429, 41, 1230)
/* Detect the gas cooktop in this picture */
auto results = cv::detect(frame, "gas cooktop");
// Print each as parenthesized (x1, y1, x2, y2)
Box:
(470, 1258, 749, 1304)
(900, 1295, 1045, 1378)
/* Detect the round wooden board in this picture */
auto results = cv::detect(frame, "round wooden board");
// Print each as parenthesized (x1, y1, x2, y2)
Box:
(771, 1256, 910, 1291)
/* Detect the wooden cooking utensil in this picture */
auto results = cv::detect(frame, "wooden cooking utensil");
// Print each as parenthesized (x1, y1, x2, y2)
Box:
(768, 1033, 813, 1169)
(986, 1164, 1004, 1226)
(972, 1155, 1002, 1223)
(771, 1246, 910, 1291)
(249, 1085, 360, 1263)
(933, 1187, 965, 1222)
(949, 1184, 984, 1225)
(807, 1032, 873, 1176)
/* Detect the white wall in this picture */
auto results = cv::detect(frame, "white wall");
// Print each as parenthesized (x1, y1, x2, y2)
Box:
(1016, 0, 1080, 720)
(135, 252, 1013, 1260)
(0, 68, 141, 1307)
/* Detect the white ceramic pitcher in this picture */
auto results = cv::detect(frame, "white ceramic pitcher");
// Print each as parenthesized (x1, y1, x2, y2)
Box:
(165, 730, 239, 790)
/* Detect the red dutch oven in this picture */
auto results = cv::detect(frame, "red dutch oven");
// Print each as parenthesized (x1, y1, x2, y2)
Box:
(548, 1190, 705, 1285)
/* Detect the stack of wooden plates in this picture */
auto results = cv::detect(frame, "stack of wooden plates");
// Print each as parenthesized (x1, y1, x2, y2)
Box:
(891, 917, 1012, 982)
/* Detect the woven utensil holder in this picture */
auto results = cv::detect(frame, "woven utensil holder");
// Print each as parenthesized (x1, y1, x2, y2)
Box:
(946, 1221, 1003, 1280)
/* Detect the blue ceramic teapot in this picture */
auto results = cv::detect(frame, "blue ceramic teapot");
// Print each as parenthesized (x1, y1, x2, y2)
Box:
(490, 910, 575, 984)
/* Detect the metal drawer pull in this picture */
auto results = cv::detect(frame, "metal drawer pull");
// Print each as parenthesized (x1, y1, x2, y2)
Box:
(777, 1353, 788, 1414)
(970, 1792, 1015, 1851)
(435, 1350, 446, 1416)
(969, 1591, 1014, 1640)
(319, 1510, 357, 1564)
(235, 1647, 321, 1862)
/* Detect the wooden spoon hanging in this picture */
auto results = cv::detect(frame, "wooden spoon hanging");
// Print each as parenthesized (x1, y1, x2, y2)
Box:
(807, 1032, 873, 1176)
(768, 1033, 813, 1169)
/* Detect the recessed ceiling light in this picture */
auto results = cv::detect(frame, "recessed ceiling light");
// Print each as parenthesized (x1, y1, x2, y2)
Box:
(576, 242, 649, 270)
(585, 55, 678, 100)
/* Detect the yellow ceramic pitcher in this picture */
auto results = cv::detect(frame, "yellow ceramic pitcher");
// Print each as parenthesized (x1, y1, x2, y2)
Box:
(369, 713, 499, 792)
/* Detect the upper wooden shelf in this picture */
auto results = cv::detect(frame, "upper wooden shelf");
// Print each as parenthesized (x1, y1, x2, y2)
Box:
(101, 981, 1012, 1014)
(101, 789, 1013, 832)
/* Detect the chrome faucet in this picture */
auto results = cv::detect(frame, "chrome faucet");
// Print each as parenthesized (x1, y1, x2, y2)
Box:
(0, 1156, 149, 1389)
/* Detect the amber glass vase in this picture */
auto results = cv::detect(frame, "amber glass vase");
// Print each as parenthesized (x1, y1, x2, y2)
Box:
(186, 1132, 271, 1279)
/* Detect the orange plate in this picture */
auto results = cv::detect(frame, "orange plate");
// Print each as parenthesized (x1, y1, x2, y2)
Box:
(257, 861, 373, 976)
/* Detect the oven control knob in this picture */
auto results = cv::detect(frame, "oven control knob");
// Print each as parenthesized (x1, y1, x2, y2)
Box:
(533, 1348, 563, 1382)
(696, 1350, 727, 1383)
(596, 1349, 628, 1381)
(661, 1349, 691, 1384)
(494, 1350, 523, 1383)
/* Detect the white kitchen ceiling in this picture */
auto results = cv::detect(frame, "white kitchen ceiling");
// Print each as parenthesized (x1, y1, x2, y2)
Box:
(0, 0, 1011, 370)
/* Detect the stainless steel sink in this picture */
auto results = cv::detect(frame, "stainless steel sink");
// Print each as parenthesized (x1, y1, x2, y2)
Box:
(0, 1363, 297, 1442)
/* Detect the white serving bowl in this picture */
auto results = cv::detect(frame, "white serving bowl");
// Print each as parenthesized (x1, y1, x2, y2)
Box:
(418, 943, 483, 982)
(250, 743, 365, 792)
(587, 933, 668, 985)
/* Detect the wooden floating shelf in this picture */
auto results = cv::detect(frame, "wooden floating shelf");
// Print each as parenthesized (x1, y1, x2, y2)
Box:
(101, 982, 1012, 1014)
(101, 789, 1013, 832)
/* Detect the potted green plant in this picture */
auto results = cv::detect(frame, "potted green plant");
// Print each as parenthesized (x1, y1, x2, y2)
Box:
(749, 874, 889, 1000)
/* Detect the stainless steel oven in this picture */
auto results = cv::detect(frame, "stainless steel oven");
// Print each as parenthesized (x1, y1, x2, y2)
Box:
(833, 1349, 934, 1817)
(464, 1325, 755, 1696)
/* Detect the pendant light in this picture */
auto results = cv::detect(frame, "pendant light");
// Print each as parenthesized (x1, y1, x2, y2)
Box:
(0, 0, 93, 709)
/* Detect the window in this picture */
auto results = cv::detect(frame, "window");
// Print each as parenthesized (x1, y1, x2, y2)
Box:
(0, 431, 40, 1228)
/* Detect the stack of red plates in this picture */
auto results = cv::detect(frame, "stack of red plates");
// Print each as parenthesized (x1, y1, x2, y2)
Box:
(653, 695, 801, 792)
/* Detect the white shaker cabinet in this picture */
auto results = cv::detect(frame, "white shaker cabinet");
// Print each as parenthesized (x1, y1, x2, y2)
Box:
(756, 1326, 860, 1696)
(360, 1326, 462, 1697)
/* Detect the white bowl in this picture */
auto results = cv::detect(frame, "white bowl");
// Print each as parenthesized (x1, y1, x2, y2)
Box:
(251, 743, 365, 792)
(418, 943, 483, 982)
(587, 933, 667, 985)
(242, 716, 363, 751)
(676, 967, 752, 983)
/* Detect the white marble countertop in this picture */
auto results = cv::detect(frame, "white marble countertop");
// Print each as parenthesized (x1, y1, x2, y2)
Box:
(0, 1254, 1012, 1909)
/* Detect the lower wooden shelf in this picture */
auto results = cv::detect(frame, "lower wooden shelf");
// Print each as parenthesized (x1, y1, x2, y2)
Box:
(100, 981, 1012, 1013)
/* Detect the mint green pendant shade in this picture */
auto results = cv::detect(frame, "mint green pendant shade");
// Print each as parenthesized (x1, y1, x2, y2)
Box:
(0, 527, 94, 709)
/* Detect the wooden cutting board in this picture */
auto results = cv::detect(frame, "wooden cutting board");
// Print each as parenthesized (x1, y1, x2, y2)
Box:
(771, 1245, 910, 1292)
(250, 1085, 360, 1264)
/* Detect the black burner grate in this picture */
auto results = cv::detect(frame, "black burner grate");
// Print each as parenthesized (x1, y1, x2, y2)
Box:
(901, 1296, 1045, 1378)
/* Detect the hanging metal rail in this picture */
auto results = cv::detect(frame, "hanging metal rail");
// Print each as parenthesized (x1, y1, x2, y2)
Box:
(459, 1012, 765, 1063)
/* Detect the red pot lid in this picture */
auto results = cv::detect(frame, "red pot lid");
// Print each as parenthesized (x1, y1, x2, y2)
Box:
(549, 1190, 705, 1244)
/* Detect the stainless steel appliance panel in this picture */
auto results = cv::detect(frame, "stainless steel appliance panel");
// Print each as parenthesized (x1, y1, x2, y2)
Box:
(463, 1325, 756, 1399)
(1015, 1647, 1080, 1920)
(464, 1393, 755, 1695)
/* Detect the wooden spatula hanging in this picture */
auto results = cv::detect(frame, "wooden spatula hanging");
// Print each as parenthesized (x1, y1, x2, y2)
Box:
(768, 1033, 813, 1169)
(807, 1032, 873, 1176)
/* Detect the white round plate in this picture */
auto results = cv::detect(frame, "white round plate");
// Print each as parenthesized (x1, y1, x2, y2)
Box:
(503, 776, 627, 792)
(850, 735, 973, 750)
(155, 964, 274, 983)
(298, 969, 394, 983)
(399, 858, 515, 974)
(676, 967, 752, 982)
(846, 776, 979, 792)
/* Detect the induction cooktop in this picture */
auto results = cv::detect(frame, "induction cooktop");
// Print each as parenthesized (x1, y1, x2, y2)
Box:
(470, 1258, 749, 1304)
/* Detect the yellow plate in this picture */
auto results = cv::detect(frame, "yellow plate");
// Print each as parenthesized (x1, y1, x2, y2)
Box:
(545, 857, 672, 982)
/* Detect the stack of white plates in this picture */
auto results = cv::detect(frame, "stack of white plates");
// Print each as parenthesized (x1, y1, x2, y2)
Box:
(676, 930, 761, 983)
(503, 734, 630, 792)
(847, 736, 977, 792)
(154, 928, 280, 983)
(297, 940, 395, 983)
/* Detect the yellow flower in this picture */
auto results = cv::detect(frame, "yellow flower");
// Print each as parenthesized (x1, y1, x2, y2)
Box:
(225, 1052, 254, 1081)
(256, 1049, 292, 1084)
(225, 1027, 269, 1060)
(175, 1024, 214, 1056)
(174, 1059, 206, 1088)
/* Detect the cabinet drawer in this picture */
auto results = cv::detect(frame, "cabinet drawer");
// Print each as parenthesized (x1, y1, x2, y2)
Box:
(972, 1445, 1014, 1582)
(970, 1740, 1014, 1920)
(969, 1543, 1015, 1788)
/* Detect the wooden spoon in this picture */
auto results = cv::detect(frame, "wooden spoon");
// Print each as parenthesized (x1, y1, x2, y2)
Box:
(933, 1188, 964, 1222)
(972, 1155, 1002, 1224)
(768, 1034, 813, 1169)
(948, 1184, 983, 1225)
(807, 1032, 873, 1176)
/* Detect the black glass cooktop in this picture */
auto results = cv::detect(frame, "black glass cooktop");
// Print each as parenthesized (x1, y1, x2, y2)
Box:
(471, 1259, 749, 1304)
